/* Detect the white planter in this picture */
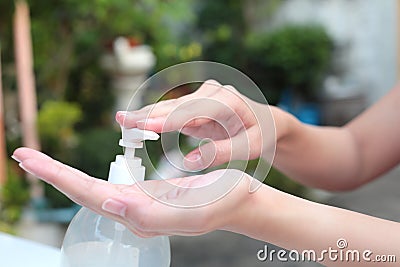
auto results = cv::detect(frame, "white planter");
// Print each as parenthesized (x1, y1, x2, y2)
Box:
(101, 37, 156, 111)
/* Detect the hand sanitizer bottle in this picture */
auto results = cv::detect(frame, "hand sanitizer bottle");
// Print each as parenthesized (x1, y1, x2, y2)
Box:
(60, 128, 170, 267)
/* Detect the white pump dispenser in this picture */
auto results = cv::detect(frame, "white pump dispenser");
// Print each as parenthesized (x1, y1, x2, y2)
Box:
(60, 128, 171, 267)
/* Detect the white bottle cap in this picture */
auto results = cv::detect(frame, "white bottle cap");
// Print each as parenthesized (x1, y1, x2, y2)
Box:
(107, 128, 159, 185)
(121, 127, 159, 146)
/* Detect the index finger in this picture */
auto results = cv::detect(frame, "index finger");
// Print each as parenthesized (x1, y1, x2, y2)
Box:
(13, 148, 130, 215)
(115, 80, 224, 130)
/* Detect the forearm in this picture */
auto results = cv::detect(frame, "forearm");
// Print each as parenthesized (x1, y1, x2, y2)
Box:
(266, 86, 400, 190)
(267, 106, 361, 190)
(229, 184, 400, 266)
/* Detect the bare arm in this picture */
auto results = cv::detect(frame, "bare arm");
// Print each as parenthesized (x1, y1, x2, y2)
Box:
(271, 85, 400, 190)
(116, 81, 400, 190)
(233, 184, 400, 266)
(10, 82, 400, 267)
(13, 148, 400, 267)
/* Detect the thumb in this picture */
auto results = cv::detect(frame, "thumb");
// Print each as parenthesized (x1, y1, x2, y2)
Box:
(184, 136, 250, 171)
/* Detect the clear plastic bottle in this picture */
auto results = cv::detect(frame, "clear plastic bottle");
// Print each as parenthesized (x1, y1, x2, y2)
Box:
(60, 128, 171, 267)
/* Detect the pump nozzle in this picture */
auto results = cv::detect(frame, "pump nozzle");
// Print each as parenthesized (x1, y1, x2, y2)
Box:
(108, 127, 159, 185)
(120, 127, 159, 148)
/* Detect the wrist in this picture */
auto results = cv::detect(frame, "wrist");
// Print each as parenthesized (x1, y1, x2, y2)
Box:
(263, 106, 302, 166)
(222, 183, 312, 248)
(270, 106, 298, 142)
(216, 174, 261, 232)
(220, 181, 279, 235)
(258, 105, 299, 163)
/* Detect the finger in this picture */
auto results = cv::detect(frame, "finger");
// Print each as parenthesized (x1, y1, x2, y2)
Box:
(116, 98, 182, 128)
(180, 122, 229, 140)
(141, 97, 240, 134)
(137, 84, 250, 134)
(184, 130, 256, 170)
(19, 158, 115, 206)
(13, 147, 52, 162)
(13, 147, 89, 178)
(115, 80, 224, 129)
(119, 169, 248, 234)
(110, 174, 217, 232)
(184, 139, 228, 170)
(137, 116, 216, 133)
(192, 79, 222, 96)
(15, 149, 128, 213)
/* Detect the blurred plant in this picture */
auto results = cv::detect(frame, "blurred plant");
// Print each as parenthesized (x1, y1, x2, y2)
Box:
(36, 100, 82, 208)
(71, 128, 121, 179)
(0, 160, 30, 234)
(247, 24, 334, 102)
(27, 0, 198, 96)
(159, 42, 202, 68)
(196, 0, 248, 67)
(196, 0, 281, 68)
(0, 0, 200, 129)
(194, 0, 283, 104)
(37, 100, 82, 158)
(0, 1, 326, 206)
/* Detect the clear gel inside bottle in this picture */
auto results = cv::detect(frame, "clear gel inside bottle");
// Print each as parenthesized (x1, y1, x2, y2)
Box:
(60, 128, 170, 267)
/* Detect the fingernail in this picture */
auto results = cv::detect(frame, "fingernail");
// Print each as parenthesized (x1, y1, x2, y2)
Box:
(102, 199, 127, 217)
(11, 155, 21, 163)
(186, 151, 201, 162)
(116, 111, 127, 117)
(19, 162, 37, 176)
(184, 152, 203, 170)
(116, 111, 127, 121)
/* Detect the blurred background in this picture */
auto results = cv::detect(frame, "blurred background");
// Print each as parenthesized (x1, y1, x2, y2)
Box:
(0, 0, 399, 266)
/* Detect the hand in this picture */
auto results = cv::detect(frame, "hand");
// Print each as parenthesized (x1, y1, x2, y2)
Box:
(116, 80, 276, 170)
(12, 147, 257, 238)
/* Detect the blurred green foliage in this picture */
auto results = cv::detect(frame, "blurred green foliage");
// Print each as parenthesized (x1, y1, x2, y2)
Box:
(1, 0, 201, 125)
(197, 0, 281, 69)
(196, 1, 333, 104)
(0, 160, 30, 233)
(197, 0, 248, 67)
(71, 128, 121, 179)
(37, 101, 82, 156)
(38, 127, 123, 208)
(36, 101, 82, 208)
(247, 25, 334, 101)
(0, 0, 201, 210)
(0, 1, 334, 213)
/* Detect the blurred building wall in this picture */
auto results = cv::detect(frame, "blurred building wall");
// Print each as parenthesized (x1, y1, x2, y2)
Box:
(257, 0, 398, 105)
